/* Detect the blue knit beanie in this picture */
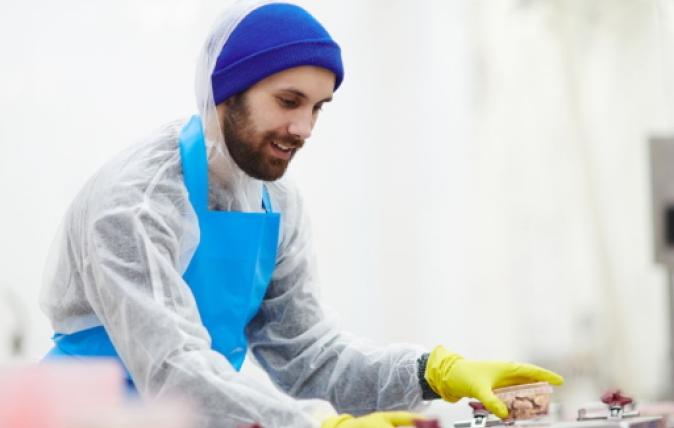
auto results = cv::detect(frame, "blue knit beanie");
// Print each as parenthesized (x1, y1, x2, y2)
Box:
(211, 3, 344, 105)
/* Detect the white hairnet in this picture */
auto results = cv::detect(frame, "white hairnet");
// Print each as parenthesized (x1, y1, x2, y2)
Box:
(40, 1, 428, 427)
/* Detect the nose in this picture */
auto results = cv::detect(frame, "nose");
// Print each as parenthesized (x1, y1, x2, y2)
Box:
(287, 111, 314, 140)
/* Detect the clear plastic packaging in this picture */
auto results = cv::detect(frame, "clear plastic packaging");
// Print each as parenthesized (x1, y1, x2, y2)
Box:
(493, 382, 553, 420)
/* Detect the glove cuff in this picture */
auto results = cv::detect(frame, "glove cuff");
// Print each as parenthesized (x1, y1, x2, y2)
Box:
(417, 353, 441, 400)
(424, 345, 464, 402)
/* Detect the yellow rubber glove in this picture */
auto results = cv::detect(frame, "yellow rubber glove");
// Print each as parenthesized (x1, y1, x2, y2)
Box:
(424, 345, 564, 419)
(321, 411, 426, 428)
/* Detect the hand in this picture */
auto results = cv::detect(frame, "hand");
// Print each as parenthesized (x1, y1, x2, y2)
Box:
(321, 411, 427, 428)
(424, 345, 564, 418)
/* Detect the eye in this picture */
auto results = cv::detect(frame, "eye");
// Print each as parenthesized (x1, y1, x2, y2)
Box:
(277, 97, 298, 109)
(313, 103, 324, 113)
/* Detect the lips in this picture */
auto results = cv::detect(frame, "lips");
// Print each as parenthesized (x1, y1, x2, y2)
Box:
(269, 139, 302, 161)
(269, 141, 294, 160)
(272, 141, 292, 151)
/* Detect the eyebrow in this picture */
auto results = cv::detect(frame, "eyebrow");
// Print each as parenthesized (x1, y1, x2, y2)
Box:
(281, 88, 333, 104)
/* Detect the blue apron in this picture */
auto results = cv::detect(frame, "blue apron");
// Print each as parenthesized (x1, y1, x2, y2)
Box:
(45, 115, 281, 383)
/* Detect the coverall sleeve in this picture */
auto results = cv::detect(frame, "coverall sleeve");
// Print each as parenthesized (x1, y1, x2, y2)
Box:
(246, 184, 428, 415)
(82, 182, 323, 428)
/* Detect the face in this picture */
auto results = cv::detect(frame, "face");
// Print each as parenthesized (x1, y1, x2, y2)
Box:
(217, 65, 335, 181)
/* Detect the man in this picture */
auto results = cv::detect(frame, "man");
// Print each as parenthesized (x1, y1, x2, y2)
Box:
(40, 1, 563, 427)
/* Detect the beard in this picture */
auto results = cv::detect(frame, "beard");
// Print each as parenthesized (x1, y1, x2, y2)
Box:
(221, 94, 303, 181)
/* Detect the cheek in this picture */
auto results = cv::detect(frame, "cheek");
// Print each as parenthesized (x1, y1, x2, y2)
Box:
(245, 95, 296, 134)
(252, 109, 289, 134)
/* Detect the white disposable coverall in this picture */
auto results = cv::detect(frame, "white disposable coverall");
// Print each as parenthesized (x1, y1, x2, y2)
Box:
(40, 1, 427, 426)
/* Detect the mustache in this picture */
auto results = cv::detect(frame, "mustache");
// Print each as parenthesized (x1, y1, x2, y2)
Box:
(264, 131, 304, 150)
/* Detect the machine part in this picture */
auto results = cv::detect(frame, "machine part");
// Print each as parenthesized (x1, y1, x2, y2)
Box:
(555, 416, 662, 428)
(578, 390, 640, 421)
(650, 137, 674, 267)
(455, 389, 662, 428)
(454, 402, 512, 428)
(649, 136, 674, 398)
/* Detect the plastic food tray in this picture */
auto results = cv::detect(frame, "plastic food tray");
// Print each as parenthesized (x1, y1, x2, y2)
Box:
(493, 382, 553, 420)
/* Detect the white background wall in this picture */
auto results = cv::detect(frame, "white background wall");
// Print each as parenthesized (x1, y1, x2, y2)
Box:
(1, 0, 674, 420)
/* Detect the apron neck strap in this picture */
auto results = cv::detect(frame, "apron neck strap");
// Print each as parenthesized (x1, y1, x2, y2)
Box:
(261, 185, 273, 213)
(179, 116, 208, 211)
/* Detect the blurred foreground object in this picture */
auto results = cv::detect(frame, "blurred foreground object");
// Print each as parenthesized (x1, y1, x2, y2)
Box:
(0, 360, 195, 428)
(321, 411, 428, 427)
